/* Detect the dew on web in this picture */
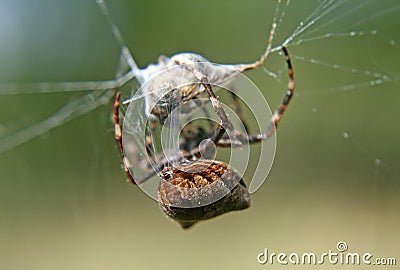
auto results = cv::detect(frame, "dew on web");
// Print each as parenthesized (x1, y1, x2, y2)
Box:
(341, 131, 400, 179)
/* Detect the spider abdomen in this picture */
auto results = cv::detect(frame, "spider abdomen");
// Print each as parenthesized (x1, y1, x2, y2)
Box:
(157, 160, 251, 229)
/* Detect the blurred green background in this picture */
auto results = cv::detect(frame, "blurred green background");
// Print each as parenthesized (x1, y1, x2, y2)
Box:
(0, 0, 399, 269)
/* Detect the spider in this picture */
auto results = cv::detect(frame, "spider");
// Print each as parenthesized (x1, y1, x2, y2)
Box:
(113, 46, 294, 229)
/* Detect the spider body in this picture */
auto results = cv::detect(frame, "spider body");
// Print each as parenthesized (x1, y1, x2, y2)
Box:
(113, 46, 295, 229)
(158, 160, 251, 229)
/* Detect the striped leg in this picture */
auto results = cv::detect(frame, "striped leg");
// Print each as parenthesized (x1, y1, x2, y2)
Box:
(174, 60, 243, 146)
(216, 46, 295, 147)
(113, 90, 136, 184)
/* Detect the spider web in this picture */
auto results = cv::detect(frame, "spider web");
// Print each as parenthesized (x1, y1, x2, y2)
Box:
(1, 2, 399, 268)
(0, 0, 399, 180)
(262, 0, 400, 180)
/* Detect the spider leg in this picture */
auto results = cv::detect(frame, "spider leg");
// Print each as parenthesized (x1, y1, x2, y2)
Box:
(113, 90, 136, 184)
(118, 97, 216, 185)
(215, 46, 295, 147)
(201, 104, 214, 131)
(211, 89, 251, 147)
(199, 76, 243, 144)
(175, 61, 245, 146)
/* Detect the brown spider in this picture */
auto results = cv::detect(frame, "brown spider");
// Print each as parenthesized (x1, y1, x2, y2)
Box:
(113, 46, 294, 229)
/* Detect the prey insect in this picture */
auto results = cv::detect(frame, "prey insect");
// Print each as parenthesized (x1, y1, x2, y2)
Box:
(113, 44, 294, 228)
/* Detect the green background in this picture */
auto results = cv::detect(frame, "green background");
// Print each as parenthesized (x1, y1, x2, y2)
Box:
(0, 0, 399, 269)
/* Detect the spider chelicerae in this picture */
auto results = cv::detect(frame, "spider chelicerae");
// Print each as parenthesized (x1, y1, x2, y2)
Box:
(112, 46, 294, 229)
